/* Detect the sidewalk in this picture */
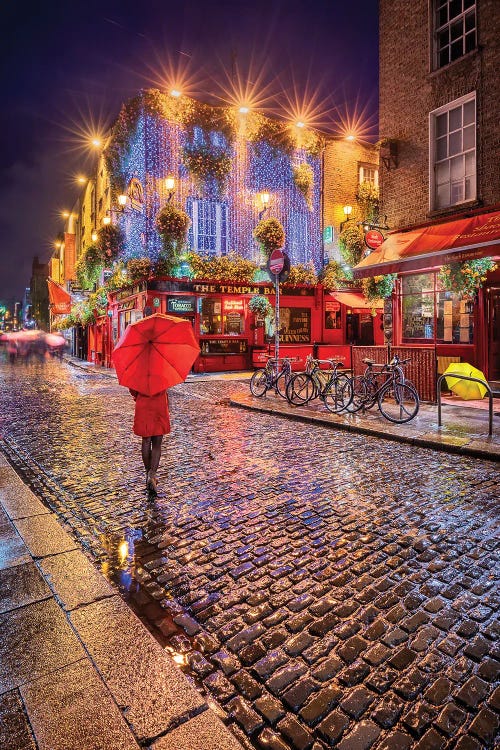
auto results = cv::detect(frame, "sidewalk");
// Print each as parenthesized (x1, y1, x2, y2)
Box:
(0, 453, 244, 750)
(229, 390, 500, 462)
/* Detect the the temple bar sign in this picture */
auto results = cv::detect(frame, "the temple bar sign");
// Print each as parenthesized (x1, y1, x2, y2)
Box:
(167, 296, 196, 314)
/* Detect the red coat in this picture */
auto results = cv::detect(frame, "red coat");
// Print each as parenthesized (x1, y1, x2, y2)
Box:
(130, 390, 171, 437)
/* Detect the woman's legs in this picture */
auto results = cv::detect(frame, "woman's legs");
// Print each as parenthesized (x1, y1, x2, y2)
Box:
(150, 435, 163, 475)
(141, 438, 151, 473)
(145, 435, 163, 494)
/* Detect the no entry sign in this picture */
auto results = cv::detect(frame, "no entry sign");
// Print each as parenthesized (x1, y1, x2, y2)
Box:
(269, 248, 285, 274)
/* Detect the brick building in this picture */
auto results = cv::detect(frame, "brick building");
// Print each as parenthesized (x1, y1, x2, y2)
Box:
(355, 0, 500, 382)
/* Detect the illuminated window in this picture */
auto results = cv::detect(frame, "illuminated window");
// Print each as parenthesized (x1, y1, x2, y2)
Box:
(359, 164, 378, 186)
(187, 198, 229, 255)
(430, 93, 476, 210)
(434, 0, 476, 69)
(400, 272, 474, 343)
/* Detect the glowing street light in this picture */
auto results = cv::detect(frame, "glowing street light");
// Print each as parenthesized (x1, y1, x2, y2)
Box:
(102, 216, 111, 226)
(91, 137, 102, 147)
(296, 121, 305, 129)
(117, 194, 128, 207)
(239, 106, 249, 114)
(165, 176, 175, 202)
(170, 89, 181, 98)
(77, 175, 87, 185)
(91, 231, 98, 242)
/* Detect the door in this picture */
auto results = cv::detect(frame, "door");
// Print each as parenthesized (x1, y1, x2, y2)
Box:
(487, 287, 500, 381)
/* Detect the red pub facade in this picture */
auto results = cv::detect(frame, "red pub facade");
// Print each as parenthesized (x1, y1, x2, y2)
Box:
(97, 278, 384, 374)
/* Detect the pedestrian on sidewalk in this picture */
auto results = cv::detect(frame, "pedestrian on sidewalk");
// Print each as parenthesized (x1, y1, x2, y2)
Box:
(129, 386, 170, 495)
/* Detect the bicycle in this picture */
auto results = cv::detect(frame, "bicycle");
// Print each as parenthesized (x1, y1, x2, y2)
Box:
(347, 355, 420, 423)
(249, 357, 295, 399)
(286, 355, 353, 413)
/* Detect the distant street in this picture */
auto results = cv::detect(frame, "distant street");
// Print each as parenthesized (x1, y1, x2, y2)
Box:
(0, 359, 498, 750)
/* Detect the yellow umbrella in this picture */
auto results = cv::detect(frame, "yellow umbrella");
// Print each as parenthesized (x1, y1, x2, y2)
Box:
(443, 362, 488, 400)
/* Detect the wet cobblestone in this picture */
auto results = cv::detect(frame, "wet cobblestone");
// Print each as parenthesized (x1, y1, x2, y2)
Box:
(0, 360, 499, 749)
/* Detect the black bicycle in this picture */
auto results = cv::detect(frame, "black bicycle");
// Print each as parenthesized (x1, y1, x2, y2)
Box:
(249, 357, 295, 399)
(286, 355, 353, 413)
(347, 355, 420, 423)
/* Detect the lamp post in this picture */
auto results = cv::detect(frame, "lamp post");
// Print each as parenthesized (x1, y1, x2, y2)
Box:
(340, 204, 353, 232)
(258, 191, 270, 220)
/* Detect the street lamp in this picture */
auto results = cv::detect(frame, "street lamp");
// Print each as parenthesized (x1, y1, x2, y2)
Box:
(165, 176, 176, 202)
(340, 204, 353, 232)
(258, 191, 270, 220)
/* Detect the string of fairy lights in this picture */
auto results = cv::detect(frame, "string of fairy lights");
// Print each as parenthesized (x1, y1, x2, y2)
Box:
(111, 97, 321, 269)
(60, 89, 353, 275)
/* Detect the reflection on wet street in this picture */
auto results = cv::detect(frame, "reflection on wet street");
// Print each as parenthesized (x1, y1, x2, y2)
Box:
(0, 359, 498, 750)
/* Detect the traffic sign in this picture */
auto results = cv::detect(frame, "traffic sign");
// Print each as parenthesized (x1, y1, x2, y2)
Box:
(269, 248, 285, 274)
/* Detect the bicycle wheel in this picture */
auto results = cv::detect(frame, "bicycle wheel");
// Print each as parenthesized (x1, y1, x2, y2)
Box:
(344, 375, 368, 413)
(286, 373, 316, 405)
(378, 382, 419, 423)
(275, 370, 291, 399)
(323, 374, 353, 414)
(250, 369, 268, 397)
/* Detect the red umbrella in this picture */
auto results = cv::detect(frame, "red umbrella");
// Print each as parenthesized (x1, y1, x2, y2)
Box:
(112, 313, 200, 396)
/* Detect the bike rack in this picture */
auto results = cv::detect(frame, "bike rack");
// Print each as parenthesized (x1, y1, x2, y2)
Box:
(437, 373, 494, 437)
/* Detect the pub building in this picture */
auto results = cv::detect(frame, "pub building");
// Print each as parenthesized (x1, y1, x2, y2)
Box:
(104, 277, 384, 374)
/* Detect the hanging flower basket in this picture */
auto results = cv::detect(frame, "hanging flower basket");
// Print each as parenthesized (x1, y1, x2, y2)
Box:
(362, 274, 397, 304)
(253, 218, 285, 258)
(438, 258, 497, 299)
(156, 204, 191, 245)
(248, 295, 272, 317)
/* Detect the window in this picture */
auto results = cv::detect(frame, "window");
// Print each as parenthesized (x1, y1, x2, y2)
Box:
(434, 0, 476, 69)
(359, 164, 378, 187)
(400, 272, 474, 344)
(430, 93, 476, 210)
(187, 198, 229, 255)
(200, 297, 245, 336)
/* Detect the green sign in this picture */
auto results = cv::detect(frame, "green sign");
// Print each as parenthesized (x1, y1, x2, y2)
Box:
(152, 297, 161, 308)
(323, 226, 333, 243)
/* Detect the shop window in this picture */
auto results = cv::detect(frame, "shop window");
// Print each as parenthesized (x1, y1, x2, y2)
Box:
(187, 198, 229, 255)
(401, 272, 474, 343)
(200, 297, 245, 336)
(434, 0, 476, 69)
(430, 93, 476, 210)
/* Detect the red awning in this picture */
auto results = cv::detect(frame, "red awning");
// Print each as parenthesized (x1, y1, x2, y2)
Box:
(47, 279, 72, 315)
(330, 292, 383, 310)
(353, 210, 500, 278)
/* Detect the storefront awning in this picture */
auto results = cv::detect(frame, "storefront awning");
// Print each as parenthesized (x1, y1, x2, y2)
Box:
(330, 292, 383, 310)
(353, 210, 500, 278)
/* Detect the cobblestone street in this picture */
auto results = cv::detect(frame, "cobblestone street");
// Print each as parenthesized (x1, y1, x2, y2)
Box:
(0, 359, 499, 750)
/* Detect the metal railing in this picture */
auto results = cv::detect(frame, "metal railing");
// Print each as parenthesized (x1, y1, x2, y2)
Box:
(437, 373, 494, 437)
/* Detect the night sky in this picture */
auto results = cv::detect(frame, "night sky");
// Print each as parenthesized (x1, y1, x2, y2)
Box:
(0, 0, 378, 306)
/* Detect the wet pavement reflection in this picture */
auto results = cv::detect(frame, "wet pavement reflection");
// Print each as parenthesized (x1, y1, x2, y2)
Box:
(0, 359, 498, 749)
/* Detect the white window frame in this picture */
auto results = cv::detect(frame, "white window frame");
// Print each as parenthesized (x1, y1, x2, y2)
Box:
(429, 92, 476, 212)
(359, 164, 379, 187)
(433, 0, 476, 69)
(189, 198, 228, 256)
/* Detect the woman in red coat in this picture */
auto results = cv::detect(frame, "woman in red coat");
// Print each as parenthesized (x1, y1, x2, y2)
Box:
(129, 389, 170, 495)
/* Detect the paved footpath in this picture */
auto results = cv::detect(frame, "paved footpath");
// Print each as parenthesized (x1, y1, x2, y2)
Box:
(0, 452, 244, 750)
(0, 360, 499, 750)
